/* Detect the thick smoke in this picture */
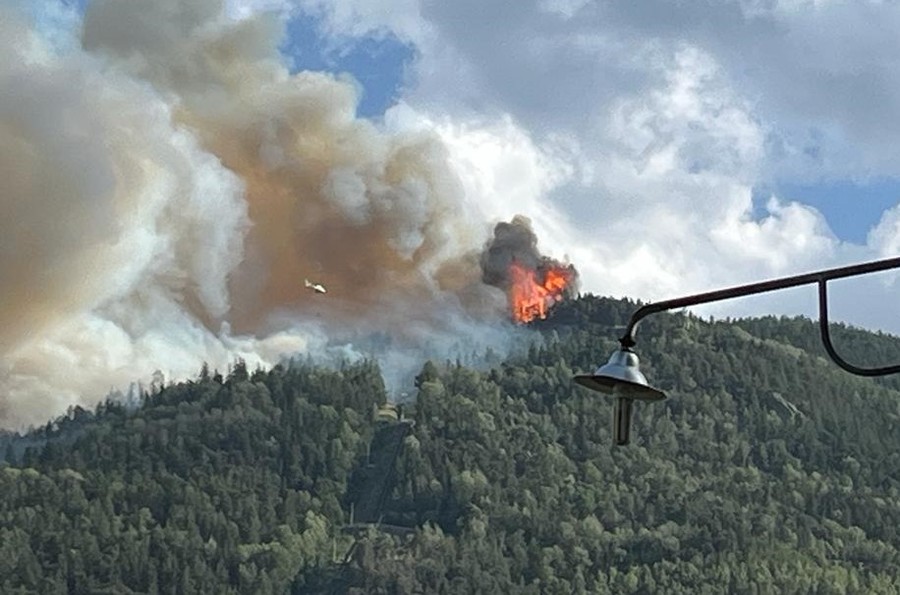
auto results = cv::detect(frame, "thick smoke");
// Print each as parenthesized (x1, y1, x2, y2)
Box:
(481, 215, 579, 295)
(1, 0, 553, 428)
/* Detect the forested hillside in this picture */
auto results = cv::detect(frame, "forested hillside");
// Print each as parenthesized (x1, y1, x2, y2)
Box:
(3, 296, 900, 593)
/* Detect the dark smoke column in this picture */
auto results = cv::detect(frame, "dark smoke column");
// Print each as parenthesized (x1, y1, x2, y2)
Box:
(481, 216, 579, 323)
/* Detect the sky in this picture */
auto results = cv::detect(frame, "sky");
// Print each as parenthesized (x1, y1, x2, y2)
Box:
(289, 0, 900, 326)
(7, 0, 900, 426)
(263, 0, 899, 327)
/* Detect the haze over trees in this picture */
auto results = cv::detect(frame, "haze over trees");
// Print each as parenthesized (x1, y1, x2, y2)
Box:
(3, 295, 900, 593)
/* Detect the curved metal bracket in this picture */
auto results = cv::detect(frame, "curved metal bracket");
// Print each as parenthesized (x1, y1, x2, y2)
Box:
(818, 280, 900, 377)
(582, 257, 900, 447)
(614, 256, 900, 378)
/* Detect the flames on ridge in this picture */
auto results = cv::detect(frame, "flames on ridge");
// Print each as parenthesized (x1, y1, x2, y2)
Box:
(508, 261, 577, 323)
(480, 216, 579, 324)
(0, 0, 583, 428)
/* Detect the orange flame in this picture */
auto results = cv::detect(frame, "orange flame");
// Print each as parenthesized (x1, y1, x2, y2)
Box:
(509, 262, 575, 323)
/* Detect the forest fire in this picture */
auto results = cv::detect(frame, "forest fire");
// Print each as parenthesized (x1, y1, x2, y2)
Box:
(480, 216, 580, 324)
(508, 261, 577, 323)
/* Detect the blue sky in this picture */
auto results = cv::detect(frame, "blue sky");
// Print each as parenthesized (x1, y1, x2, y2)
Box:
(749, 179, 900, 245)
(766, 180, 900, 245)
(281, 12, 413, 118)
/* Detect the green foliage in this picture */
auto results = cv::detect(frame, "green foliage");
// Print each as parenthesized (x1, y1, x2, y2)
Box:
(0, 361, 384, 594)
(4, 296, 900, 593)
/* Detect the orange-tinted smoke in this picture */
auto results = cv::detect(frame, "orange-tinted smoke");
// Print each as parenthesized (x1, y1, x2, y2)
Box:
(0, 0, 512, 428)
(0, 0, 577, 429)
(81, 0, 494, 335)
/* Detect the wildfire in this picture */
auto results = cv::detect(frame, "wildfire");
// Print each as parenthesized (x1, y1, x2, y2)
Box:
(509, 261, 576, 323)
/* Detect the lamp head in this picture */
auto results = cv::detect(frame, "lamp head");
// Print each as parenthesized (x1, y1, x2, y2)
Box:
(574, 347, 666, 445)
(573, 347, 666, 402)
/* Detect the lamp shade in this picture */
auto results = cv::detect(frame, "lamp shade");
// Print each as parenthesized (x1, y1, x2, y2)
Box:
(573, 348, 666, 402)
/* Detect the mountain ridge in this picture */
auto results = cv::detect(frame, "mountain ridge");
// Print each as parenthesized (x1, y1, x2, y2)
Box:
(2, 295, 900, 593)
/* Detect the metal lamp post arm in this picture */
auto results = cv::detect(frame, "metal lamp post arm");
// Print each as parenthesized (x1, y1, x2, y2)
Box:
(618, 256, 900, 377)
(817, 280, 900, 376)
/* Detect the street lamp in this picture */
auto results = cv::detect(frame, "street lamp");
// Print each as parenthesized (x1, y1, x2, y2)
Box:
(574, 256, 900, 445)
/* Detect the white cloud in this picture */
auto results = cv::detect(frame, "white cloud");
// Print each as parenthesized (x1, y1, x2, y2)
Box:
(386, 107, 570, 218)
(538, 0, 590, 19)
(357, 0, 900, 333)
(293, 0, 427, 44)
(225, 0, 292, 20)
(868, 205, 900, 259)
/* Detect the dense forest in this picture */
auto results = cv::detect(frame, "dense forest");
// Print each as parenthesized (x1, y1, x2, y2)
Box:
(3, 295, 900, 593)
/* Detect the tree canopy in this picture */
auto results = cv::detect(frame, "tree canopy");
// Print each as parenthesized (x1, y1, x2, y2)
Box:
(3, 295, 900, 593)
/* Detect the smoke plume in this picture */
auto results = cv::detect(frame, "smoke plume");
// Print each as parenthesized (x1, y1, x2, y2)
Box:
(0, 0, 570, 429)
(480, 216, 577, 290)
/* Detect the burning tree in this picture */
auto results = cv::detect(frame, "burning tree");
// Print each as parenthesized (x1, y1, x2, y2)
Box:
(481, 216, 579, 323)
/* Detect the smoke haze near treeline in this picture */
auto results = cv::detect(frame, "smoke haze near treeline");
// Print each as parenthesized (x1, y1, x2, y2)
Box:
(0, 0, 576, 428)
